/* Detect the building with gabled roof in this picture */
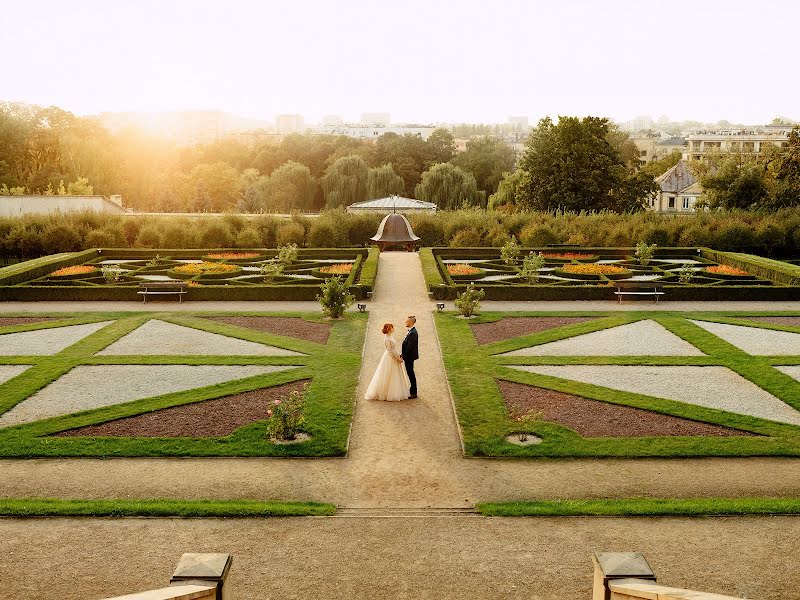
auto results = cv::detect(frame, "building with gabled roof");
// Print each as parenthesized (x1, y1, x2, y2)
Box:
(648, 160, 703, 213)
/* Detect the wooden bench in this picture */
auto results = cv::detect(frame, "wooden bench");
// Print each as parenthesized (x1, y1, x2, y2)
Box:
(613, 281, 665, 303)
(137, 280, 189, 303)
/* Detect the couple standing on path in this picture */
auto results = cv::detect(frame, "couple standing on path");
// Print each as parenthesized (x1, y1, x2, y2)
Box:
(364, 316, 419, 402)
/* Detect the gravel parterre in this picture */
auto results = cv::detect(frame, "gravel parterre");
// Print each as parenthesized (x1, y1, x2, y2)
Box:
(0, 365, 297, 428)
(205, 317, 331, 344)
(511, 365, 800, 425)
(469, 317, 597, 345)
(0, 321, 114, 356)
(501, 320, 705, 357)
(97, 319, 304, 356)
(689, 319, 800, 355)
(0, 365, 30, 386)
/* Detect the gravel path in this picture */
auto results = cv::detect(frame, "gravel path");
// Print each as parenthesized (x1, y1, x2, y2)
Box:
(690, 319, 800, 355)
(502, 319, 705, 356)
(1, 516, 796, 600)
(97, 319, 304, 356)
(0, 321, 113, 355)
(0, 365, 296, 428)
(775, 366, 800, 384)
(512, 365, 800, 425)
(0, 365, 30, 385)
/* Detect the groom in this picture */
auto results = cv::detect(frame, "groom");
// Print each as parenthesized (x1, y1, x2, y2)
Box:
(401, 315, 419, 399)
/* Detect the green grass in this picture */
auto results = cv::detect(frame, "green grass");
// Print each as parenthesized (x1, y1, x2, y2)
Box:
(0, 311, 367, 457)
(436, 310, 800, 458)
(0, 497, 335, 517)
(476, 497, 800, 517)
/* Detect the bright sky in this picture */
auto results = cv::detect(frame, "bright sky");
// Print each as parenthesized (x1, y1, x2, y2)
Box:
(1, 0, 797, 125)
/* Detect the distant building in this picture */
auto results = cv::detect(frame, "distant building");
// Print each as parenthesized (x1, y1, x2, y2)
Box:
(649, 161, 702, 213)
(276, 114, 305, 134)
(687, 126, 791, 160)
(360, 113, 391, 127)
(313, 124, 437, 140)
(632, 135, 687, 163)
(0, 195, 127, 217)
(346, 196, 437, 214)
(322, 114, 344, 126)
(617, 116, 655, 133)
(507, 116, 529, 129)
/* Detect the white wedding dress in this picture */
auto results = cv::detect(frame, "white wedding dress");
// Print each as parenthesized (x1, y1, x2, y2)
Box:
(365, 334, 410, 401)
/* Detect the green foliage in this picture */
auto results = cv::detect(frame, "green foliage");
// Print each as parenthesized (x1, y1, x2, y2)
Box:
(235, 227, 262, 248)
(516, 116, 657, 212)
(454, 283, 485, 317)
(520, 251, 545, 283)
(367, 163, 405, 199)
(321, 155, 369, 208)
(266, 383, 307, 441)
(415, 163, 482, 209)
(635, 241, 657, 266)
(277, 242, 299, 265)
(451, 136, 515, 196)
(275, 221, 306, 246)
(640, 150, 682, 179)
(259, 261, 284, 281)
(500, 235, 521, 265)
(101, 265, 123, 283)
(317, 275, 355, 318)
(678, 263, 695, 284)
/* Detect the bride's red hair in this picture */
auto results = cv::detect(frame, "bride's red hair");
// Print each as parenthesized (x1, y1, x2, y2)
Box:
(382, 323, 393, 334)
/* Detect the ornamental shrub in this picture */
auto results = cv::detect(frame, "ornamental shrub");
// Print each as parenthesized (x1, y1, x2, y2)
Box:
(449, 228, 481, 247)
(454, 283, 485, 317)
(317, 275, 355, 319)
(134, 225, 162, 248)
(276, 222, 305, 246)
(260, 261, 284, 282)
(266, 383, 307, 441)
(277, 242, 299, 265)
(635, 241, 657, 266)
(500, 235, 522, 264)
(520, 251, 545, 283)
(519, 224, 558, 247)
(199, 221, 234, 247)
(713, 222, 757, 251)
(84, 228, 120, 249)
(235, 227, 262, 248)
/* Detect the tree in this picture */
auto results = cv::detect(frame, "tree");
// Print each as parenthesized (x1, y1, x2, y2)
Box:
(188, 161, 241, 211)
(414, 163, 481, 209)
(640, 150, 682, 179)
(515, 116, 656, 212)
(427, 128, 457, 163)
(451, 136, 515, 196)
(263, 161, 317, 212)
(367, 164, 405, 199)
(488, 169, 526, 211)
(320, 155, 368, 208)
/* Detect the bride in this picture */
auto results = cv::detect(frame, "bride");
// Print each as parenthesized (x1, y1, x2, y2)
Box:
(365, 323, 410, 402)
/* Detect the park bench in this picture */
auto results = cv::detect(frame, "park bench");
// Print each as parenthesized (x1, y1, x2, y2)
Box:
(613, 280, 665, 303)
(137, 280, 189, 303)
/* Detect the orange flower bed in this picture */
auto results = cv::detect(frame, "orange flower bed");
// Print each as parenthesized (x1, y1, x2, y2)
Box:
(187, 281, 201, 287)
(49, 265, 98, 277)
(320, 263, 354, 275)
(541, 252, 597, 260)
(561, 263, 629, 275)
(172, 262, 239, 275)
(204, 252, 261, 260)
(447, 264, 482, 276)
(706, 265, 749, 276)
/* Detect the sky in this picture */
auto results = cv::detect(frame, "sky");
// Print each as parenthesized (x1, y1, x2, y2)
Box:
(1, 0, 798, 125)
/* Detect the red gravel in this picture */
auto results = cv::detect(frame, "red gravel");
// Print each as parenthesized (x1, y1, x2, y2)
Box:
(206, 316, 331, 344)
(0, 317, 55, 327)
(470, 317, 597, 345)
(54, 380, 309, 438)
(743, 316, 800, 328)
(498, 380, 755, 438)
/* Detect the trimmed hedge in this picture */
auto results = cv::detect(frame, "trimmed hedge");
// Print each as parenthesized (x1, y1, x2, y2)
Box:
(701, 249, 800, 286)
(0, 250, 97, 285)
(356, 246, 379, 293)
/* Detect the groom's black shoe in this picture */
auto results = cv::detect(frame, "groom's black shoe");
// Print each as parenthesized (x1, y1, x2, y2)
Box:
(408, 394, 417, 399)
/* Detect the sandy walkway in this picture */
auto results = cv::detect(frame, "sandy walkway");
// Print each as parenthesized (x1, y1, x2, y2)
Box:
(1, 516, 796, 600)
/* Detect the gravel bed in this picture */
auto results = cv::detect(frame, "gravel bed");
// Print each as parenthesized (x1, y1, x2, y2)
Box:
(54, 379, 309, 438)
(502, 320, 705, 356)
(0, 321, 114, 356)
(499, 380, 755, 437)
(206, 316, 331, 344)
(512, 365, 800, 425)
(97, 319, 304, 356)
(0, 364, 297, 428)
(470, 317, 596, 345)
(0, 365, 30, 386)
(690, 319, 800, 355)
(776, 366, 800, 383)
(0, 317, 55, 327)
(742, 316, 800, 328)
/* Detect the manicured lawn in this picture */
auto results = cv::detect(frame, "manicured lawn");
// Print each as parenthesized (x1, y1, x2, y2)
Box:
(0, 311, 366, 457)
(0, 497, 335, 517)
(436, 310, 800, 458)
(476, 497, 800, 517)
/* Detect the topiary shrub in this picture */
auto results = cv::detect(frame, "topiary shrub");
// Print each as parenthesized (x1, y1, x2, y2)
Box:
(409, 214, 446, 246)
(134, 225, 162, 248)
(450, 228, 481, 247)
(317, 275, 355, 319)
(83, 228, 119, 249)
(519, 224, 558, 247)
(276, 222, 305, 246)
(42, 224, 82, 254)
(235, 227, 262, 248)
(200, 221, 235, 248)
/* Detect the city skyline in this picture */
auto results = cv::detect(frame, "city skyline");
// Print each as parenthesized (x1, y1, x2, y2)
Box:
(2, 0, 799, 126)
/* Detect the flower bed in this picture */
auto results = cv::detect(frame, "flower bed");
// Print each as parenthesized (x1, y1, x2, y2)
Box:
(48, 265, 98, 280)
(554, 263, 632, 280)
(202, 252, 265, 262)
(447, 264, 487, 281)
(168, 262, 243, 280)
(319, 263, 354, 275)
(540, 253, 599, 262)
(704, 265, 753, 279)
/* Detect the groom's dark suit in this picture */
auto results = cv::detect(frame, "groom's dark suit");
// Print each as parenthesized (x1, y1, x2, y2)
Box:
(402, 326, 419, 397)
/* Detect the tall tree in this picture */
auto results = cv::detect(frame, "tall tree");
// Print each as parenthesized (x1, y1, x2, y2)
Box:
(188, 161, 241, 211)
(367, 163, 404, 199)
(427, 128, 457, 163)
(414, 163, 481, 209)
(451, 136, 515, 196)
(516, 116, 656, 212)
(321, 155, 368, 208)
